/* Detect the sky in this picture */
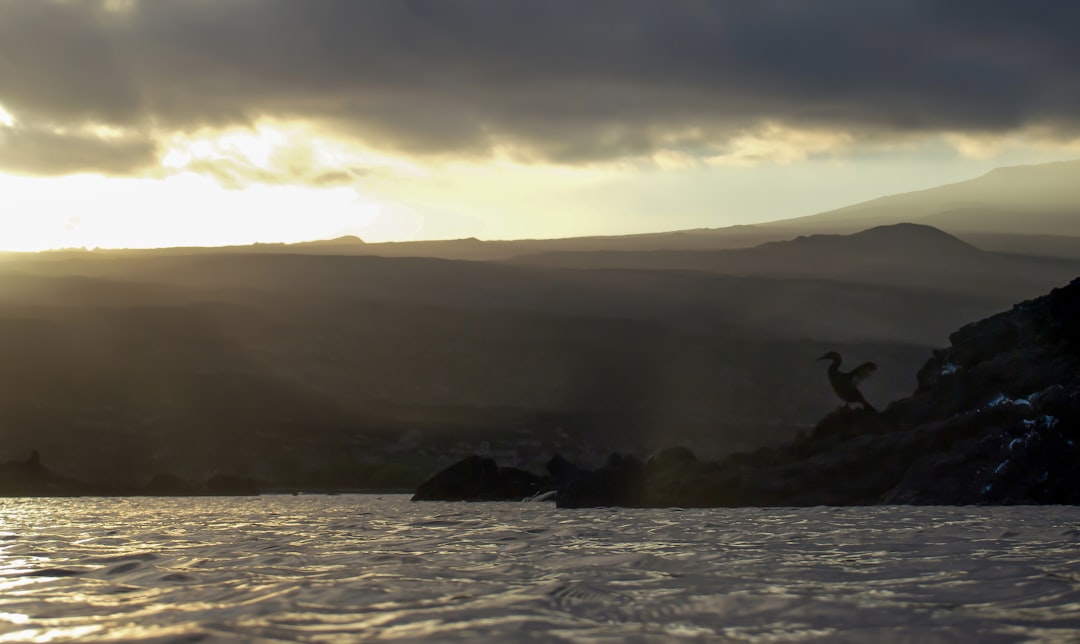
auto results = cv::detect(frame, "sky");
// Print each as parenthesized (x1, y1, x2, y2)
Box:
(0, 1, 1078, 251)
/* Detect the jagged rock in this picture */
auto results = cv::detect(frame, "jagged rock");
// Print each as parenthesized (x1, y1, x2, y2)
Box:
(411, 455, 550, 501)
(546, 453, 583, 486)
(557, 453, 645, 508)
(884, 383, 1080, 504)
(413, 277, 1080, 508)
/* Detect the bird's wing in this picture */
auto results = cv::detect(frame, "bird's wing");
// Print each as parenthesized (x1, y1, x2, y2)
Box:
(849, 362, 877, 383)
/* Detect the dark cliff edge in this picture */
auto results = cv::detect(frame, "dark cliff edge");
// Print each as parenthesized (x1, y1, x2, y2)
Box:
(413, 276, 1080, 507)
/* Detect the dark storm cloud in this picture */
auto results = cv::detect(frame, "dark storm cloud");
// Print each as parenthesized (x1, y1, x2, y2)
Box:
(0, 0, 1078, 175)
(0, 124, 157, 176)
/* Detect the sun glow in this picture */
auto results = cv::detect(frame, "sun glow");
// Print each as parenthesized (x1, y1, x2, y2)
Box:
(159, 122, 423, 186)
(0, 172, 381, 252)
(0, 122, 419, 252)
(1, 119, 632, 251)
(6, 111, 1080, 253)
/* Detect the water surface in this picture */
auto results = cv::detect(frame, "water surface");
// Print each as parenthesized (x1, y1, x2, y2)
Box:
(1, 496, 1079, 642)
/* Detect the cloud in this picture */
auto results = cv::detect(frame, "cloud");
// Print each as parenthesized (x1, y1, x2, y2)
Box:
(179, 159, 363, 189)
(705, 123, 857, 166)
(156, 124, 382, 188)
(0, 122, 157, 176)
(0, 0, 1078, 176)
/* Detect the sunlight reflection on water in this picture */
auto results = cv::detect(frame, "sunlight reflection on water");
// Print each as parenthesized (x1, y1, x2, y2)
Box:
(0, 497, 1079, 642)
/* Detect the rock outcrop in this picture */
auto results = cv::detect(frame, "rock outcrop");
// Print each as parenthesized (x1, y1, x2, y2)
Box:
(0, 451, 85, 496)
(413, 277, 1080, 507)
(411, 455, 550, 501)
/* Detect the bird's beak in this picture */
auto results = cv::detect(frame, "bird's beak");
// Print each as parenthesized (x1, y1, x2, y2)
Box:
(816, 354, 829, 361)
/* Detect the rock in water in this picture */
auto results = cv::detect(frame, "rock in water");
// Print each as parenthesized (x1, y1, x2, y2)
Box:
(556, 453, 645, 508)
(411, 455, 549, 501)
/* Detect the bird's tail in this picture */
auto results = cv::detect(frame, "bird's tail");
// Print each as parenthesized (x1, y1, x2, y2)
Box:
(862, 400, 877, 413)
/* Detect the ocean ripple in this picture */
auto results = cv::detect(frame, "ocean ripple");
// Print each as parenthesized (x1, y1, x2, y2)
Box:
(0, 497, 1079, 641)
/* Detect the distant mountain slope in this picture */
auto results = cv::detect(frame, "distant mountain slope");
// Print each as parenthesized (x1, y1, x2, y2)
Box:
(17, 160, 1075, 264)
(753, 223, 984, 263)
(35, 226, 789, 262)
(6, 240, 1011, 345)
(0, 234, 1072, 488)
(348, 226, 787, 260)
(764, 159, 1080, 236)
(510, 223, 1080, 298)
(958, 233, 1080, 259)
(515, 223, 980, 265)
(0, 266, 942, 484)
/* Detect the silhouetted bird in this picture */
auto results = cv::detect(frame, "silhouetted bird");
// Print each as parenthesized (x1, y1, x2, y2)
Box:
(817, 351, 877, 412)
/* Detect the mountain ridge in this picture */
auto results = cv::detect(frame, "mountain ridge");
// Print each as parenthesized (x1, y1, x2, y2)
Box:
(507, 223, 1080, 299)
(19, 159, 1076, 261)
(765, 159, 1080, 236)
(756, 222, 982, 257)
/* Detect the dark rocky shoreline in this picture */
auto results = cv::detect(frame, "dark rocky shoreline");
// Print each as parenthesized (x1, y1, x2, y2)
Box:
(413, 277, 1080, 507)
(0, 451, 261, 497)
(6, 277, 1077, 503)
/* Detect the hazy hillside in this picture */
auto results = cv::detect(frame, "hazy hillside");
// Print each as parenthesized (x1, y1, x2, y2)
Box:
(346, 226, 788, 261)
(0, 272, 932, 486)
(956, 233, 1080, 260)
(766, 159, 1080, 238)
(24, 160, 1072, 268)
(296, 158, 1080, 259)
(0, 236, 1025, 486)
(1, 159, 1077, 490)
(510, 224, 1080, 298)
(40, 225, 788, 262)
(9, 233, 1042, 345)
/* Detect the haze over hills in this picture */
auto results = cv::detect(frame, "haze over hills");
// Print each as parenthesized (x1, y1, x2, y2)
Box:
(345, 159, 1074, 260)
(510, 223, 1079, 297)
(1, 241, 1073, 489)
(318, 159, 1079, 260)
(42, 226, 782, 262)
(765, 159, 1080, 240)
(0, 159, 1077, 491)
(16, 224, 1076, 344)
(27, 159, 1074, 263)
(284, 159, 1080, 260)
